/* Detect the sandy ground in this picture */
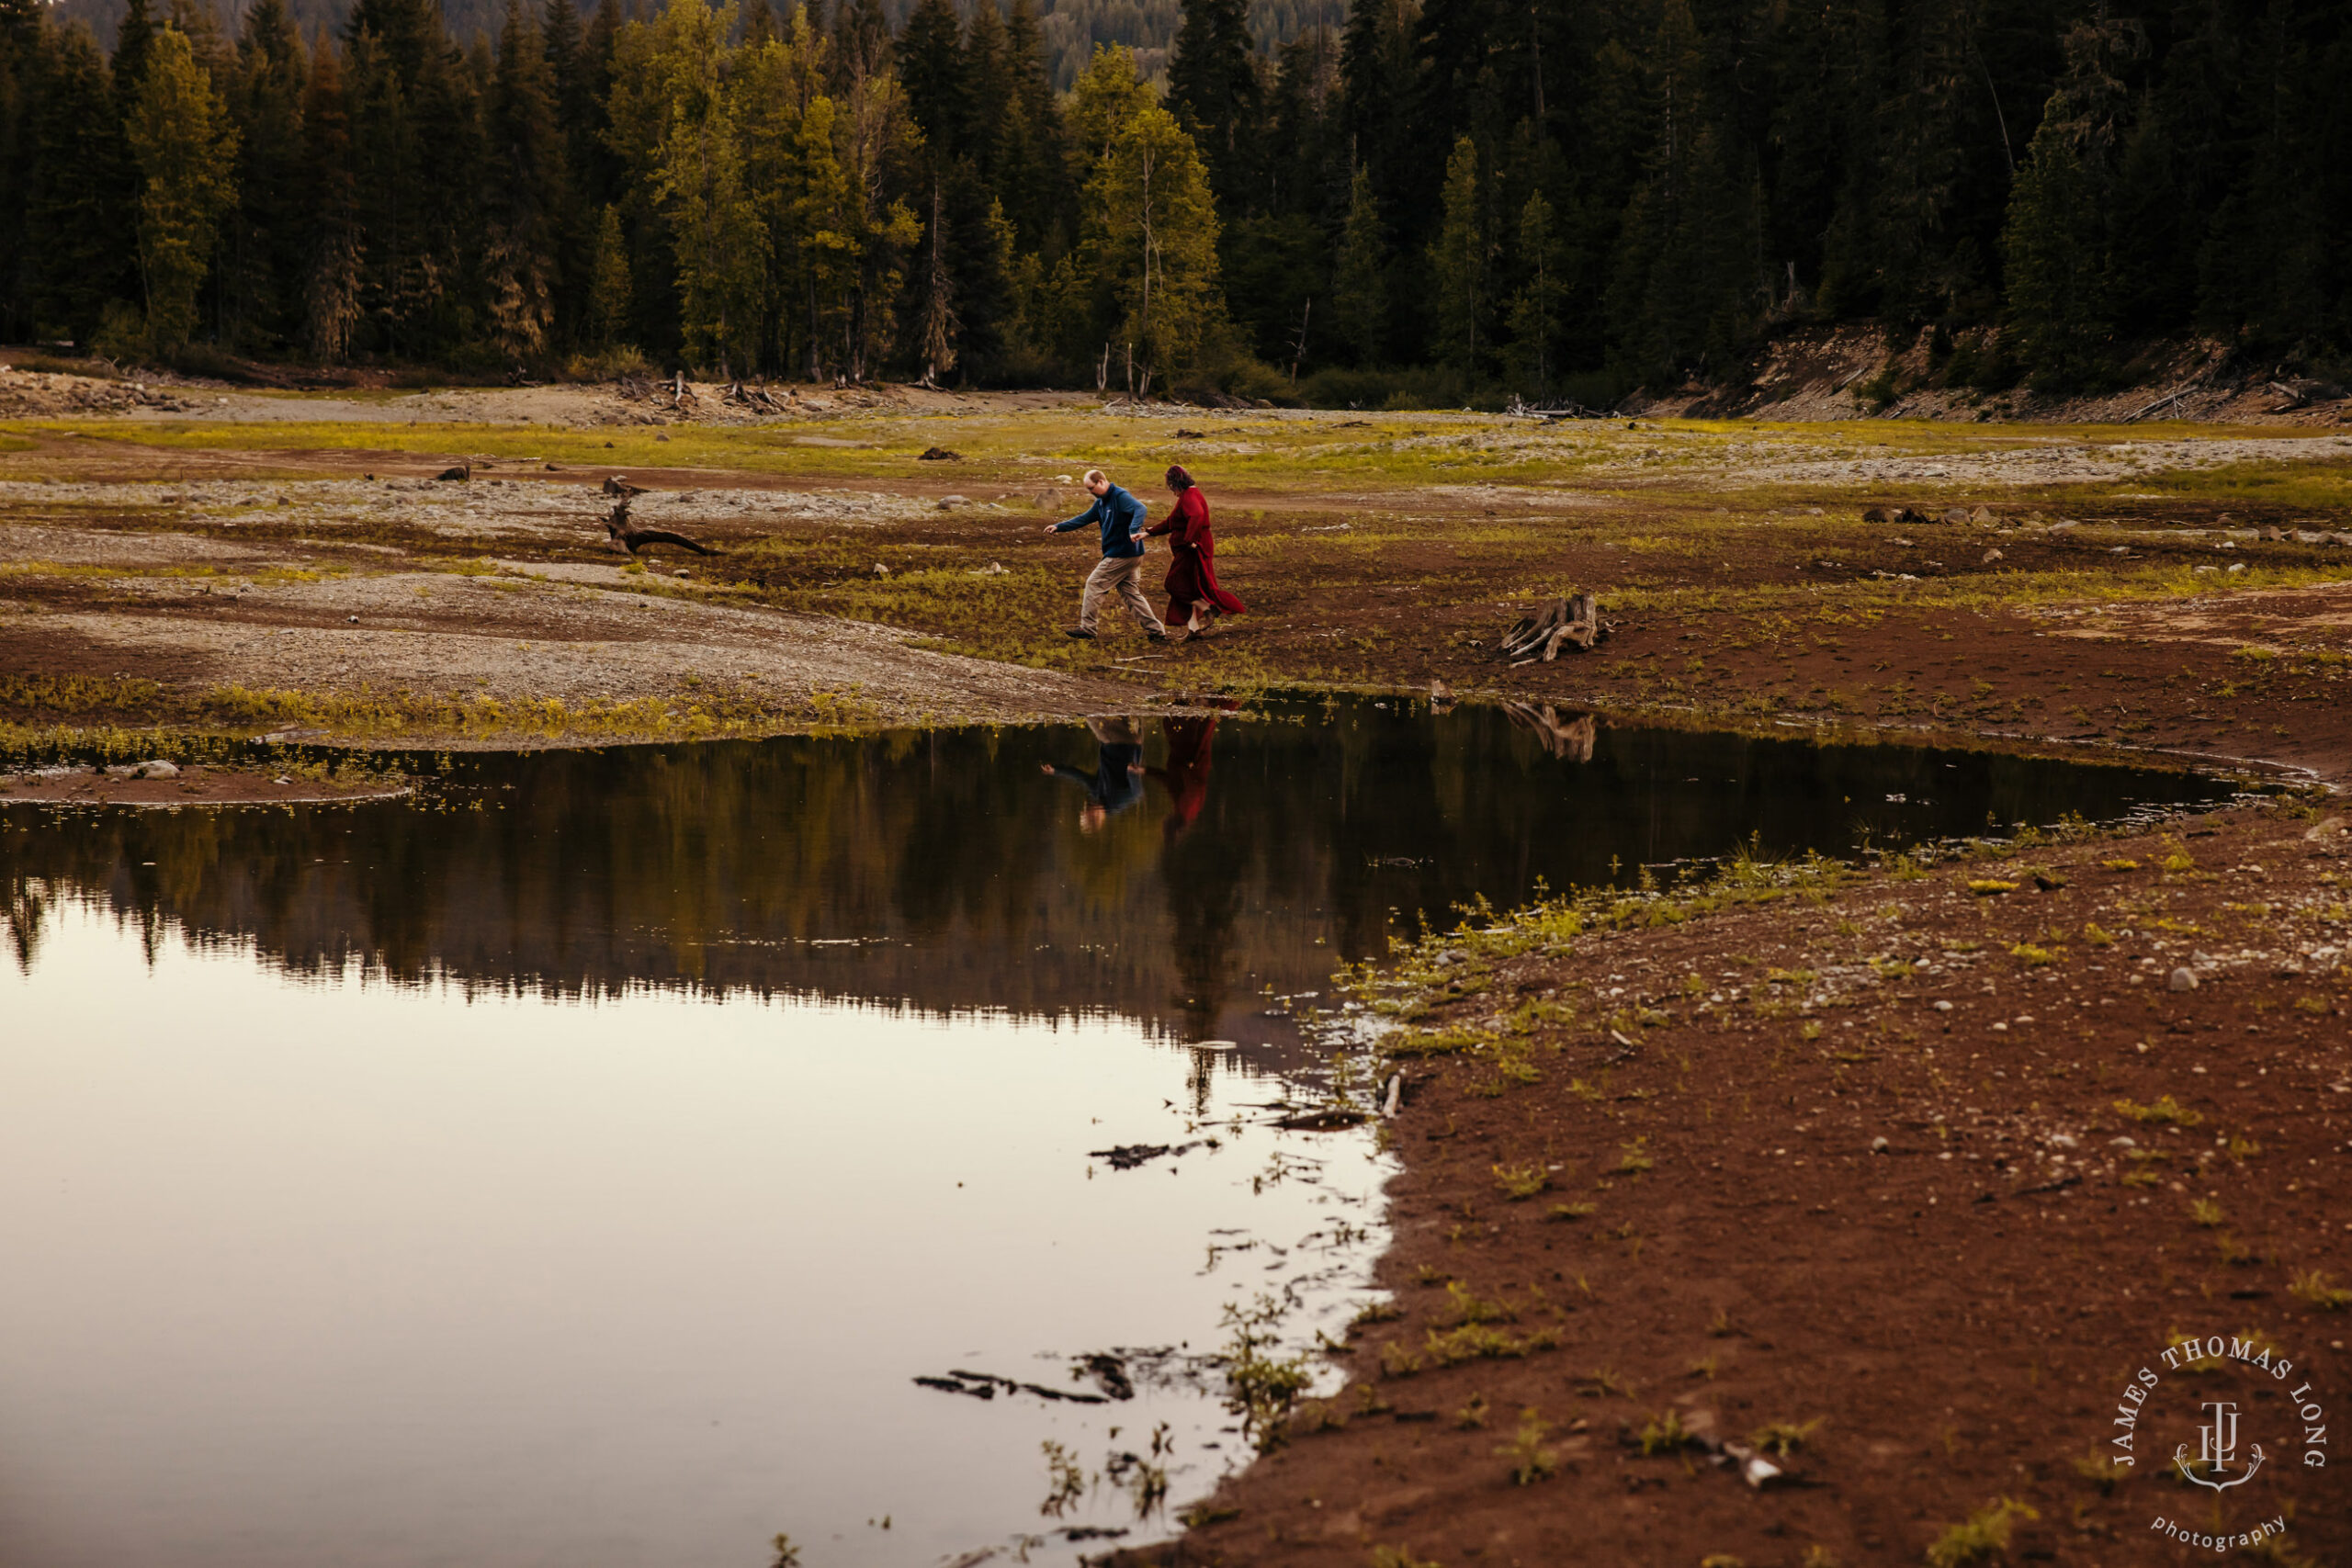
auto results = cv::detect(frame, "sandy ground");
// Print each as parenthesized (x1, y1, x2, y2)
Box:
(0, 468, 1132, 742)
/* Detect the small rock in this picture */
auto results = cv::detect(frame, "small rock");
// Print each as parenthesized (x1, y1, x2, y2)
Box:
(937, 494, 969, 509)
(1940, 507, 1969, 524)
(1982, 547, 2004, 564)
(969, 560, 1010, 576)
(919, 446, 963, 461)
(346, 614, 359, 622)
(673, 569, 690, 579)
(2168, 966, 2199, 993)
(873, 562, 889, 576)
(1871, 1135, 1890, 1154)
(655, 433, 670, 442)
(1932, 1000, 1953, 1012)
(435, 464, 469, 481)
(2305, 815, 2346, 840)
(273, 775, 293, 785)
(1970, 506, 1995, 523)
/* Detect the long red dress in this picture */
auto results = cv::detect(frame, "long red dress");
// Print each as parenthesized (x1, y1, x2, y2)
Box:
(1146, 488, 1247, 627)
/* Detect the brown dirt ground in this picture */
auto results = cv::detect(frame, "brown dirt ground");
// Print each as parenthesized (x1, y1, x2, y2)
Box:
(0, 761, 408, 805)
(1115, 802, 2352, 1568)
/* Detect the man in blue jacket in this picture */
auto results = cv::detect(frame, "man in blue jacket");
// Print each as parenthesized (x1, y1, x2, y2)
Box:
(1043, 468, 1169, 641)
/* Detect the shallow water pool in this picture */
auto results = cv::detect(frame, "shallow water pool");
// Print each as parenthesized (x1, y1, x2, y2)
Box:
(0, 701, 2227, 1566)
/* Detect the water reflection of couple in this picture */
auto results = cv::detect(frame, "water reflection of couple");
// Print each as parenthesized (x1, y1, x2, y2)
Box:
(1041, 708, 1234, 838)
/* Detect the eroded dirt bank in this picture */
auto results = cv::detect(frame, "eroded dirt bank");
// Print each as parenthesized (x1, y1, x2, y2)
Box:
(1119, 801, 2351, 1568)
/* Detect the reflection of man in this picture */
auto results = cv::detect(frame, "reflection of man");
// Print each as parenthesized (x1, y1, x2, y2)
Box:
(1041, 717, 1146, 832)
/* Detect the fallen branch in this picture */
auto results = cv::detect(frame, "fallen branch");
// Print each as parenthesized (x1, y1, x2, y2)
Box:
(603, 498, 712, 558)
(2126, 388, 2190, 423)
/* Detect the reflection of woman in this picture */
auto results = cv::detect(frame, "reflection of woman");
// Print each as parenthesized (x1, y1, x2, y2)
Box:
(1145, 465, 1247, 639)
(1148, 711, 1225, 840)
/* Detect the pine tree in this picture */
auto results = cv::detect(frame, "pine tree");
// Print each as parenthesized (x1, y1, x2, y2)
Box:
(1337, 0, 1417, 245)
(1426, 133, 1481, 375)
(641, 0, 766, 373)
(22, 21, 141, 342)
(113, 0, 157, 105)
(223, 0, 308, 350)
(830, 36, 920, 381)
(995, 0, 1063, 252)
(2000, 15, 2141, 389)
(1165, 0, 1260, 211)
(587, 200, 631, 346)
(301, 28, 362, 361)
(483, 0, 566, 361)
(126, 26, 240, 347)
(1330, 164, 1388, 366)
(1503, 187, 1565, 395)
(895, 0, 963, 154)
(1604, 0, 1752, 382)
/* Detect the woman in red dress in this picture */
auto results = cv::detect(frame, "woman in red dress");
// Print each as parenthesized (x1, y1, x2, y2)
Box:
(1145, 465, 1247, 639)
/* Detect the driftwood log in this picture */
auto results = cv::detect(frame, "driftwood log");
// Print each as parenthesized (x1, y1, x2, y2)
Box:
(1498, 592, 1604, 663)
(722, 380, 789, 412)
(603, 498, 712, 558)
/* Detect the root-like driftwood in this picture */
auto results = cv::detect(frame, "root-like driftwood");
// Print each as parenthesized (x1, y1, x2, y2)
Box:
(1498, 592, 1604, 663)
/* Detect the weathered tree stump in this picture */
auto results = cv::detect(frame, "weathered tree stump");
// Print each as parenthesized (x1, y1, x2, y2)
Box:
(1498, 592, 1604, 663)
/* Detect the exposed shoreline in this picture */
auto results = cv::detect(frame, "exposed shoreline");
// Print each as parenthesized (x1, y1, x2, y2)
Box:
(1117, 797, 2352, 1567)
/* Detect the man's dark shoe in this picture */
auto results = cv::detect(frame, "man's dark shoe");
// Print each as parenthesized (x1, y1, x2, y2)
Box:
(1065, 628, 1098, 639)
(1146, 631, 1170, 642)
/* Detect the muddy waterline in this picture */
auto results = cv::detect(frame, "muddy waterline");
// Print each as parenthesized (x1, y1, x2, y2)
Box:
(0, 701, 2227, 1567)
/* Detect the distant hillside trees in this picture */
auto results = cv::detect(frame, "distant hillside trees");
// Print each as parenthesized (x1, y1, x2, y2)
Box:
(0, 0, 2348, 394)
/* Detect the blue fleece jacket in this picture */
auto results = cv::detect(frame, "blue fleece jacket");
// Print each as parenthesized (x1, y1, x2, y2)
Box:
(1053, 484, 1148, 558)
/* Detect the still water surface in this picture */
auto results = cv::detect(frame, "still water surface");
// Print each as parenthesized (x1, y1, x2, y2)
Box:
(0, 701, 2226, 1567)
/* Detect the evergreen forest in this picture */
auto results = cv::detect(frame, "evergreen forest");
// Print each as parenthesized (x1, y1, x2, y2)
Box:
(3, 0, 2348, 402)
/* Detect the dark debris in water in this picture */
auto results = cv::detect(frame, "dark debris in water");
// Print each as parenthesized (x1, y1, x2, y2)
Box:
(1090, 1138, 1217, 1170)
(911, 1370, 1111, 1404)
(1273, 1108, 1372, 1132)
(1073, 1351, 1135, 1401)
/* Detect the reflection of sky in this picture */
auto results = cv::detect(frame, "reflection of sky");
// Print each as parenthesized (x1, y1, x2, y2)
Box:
(0, 901, 1390, 1568)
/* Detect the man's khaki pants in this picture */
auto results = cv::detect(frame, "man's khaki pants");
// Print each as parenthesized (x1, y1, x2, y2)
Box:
(1079, 554, 1167, 635)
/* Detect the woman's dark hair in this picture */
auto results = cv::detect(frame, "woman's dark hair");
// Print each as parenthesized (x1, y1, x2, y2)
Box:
(1164, 464, 1194, 491)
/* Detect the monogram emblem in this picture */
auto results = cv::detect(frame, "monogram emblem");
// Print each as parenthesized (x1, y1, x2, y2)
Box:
(2175, 1400, 2266, 1492)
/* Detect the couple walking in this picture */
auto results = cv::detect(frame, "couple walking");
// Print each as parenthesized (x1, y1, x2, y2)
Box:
(1043, 466, 1247, 642)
